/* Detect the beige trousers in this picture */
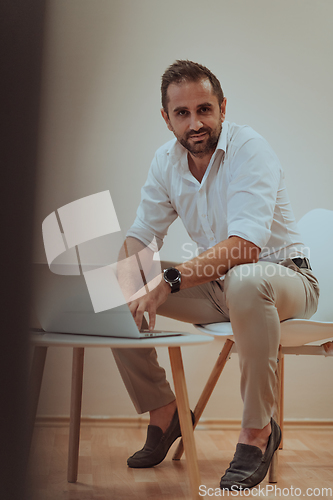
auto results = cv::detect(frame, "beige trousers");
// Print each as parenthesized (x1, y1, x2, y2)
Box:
(112, 259, 319, 429)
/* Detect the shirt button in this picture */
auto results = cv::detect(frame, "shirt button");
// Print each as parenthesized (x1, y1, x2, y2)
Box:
(210, 237, 214, 241)
(202, 214, 206, 218)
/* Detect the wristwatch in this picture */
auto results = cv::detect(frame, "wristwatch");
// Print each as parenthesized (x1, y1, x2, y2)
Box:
(163, 267, 181, 293)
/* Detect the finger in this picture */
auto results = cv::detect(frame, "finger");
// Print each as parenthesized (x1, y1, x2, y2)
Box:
(128, 300, 137, 315)
(128, 300, 142, 329)
(135, 308, 145, 330)
(148, 308, 156, 331)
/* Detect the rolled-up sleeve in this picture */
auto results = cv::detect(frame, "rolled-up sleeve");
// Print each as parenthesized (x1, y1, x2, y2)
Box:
(227, 137, 281, 250)
(126, 153, 178, 250)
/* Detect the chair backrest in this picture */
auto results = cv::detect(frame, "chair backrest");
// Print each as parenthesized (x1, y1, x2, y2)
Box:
(297, 208, 333, 321)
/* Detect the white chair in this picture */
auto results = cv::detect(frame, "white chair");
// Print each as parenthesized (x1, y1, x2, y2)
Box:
(173, 208, 333, 482)
(28, 332, 213, 500)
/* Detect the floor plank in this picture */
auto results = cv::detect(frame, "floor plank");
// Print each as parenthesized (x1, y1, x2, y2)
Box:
(28, 424, 333, 499)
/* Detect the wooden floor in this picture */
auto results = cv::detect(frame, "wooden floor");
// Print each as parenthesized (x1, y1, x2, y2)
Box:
(28, 423, 333, 499)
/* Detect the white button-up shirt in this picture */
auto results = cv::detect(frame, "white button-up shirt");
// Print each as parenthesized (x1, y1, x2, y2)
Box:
(127, 121, 305, 262)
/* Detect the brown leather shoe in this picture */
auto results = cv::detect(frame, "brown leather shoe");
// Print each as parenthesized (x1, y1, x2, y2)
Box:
(127, 409, 194, 468)
(220, 418, 281, 491)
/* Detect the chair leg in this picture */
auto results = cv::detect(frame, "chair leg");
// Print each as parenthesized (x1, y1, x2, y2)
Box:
(279, 352, 285, 450)
(269, 345, 284, 483)
(27, 345, 48, 453)
(67, 347, 85, 483)
(173, 339, 234, 461)
(168, 346, 201, 500)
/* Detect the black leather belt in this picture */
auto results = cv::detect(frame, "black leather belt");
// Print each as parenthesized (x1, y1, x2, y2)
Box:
(291, 257, 312, 270)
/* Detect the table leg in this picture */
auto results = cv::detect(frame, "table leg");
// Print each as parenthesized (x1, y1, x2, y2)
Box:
(67, 347, 84, 483)
(268, 345, 283, 483)
(173, 339, 234, 460)
(168, 346, 201, 500)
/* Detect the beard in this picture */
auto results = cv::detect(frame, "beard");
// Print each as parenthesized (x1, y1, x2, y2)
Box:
(177, 122, 222, 157)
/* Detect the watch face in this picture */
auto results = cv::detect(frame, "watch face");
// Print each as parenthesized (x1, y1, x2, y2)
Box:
(165, 268, 180, 282)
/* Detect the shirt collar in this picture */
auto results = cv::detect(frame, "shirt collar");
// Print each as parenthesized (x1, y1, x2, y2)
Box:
(217, 120, 228, 154)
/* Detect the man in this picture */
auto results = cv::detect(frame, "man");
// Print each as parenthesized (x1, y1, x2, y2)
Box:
(113, 60, 319, 490)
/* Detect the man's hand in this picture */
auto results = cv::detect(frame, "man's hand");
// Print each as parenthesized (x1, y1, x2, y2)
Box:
(123, 235, 260, 331)
(128, 274, 171, 331)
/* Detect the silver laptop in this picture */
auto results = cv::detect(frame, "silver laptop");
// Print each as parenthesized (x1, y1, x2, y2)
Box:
(32, 263, 183, 339)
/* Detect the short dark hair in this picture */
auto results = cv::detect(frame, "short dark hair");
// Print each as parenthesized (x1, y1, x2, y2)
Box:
(161, 60, 224, 113)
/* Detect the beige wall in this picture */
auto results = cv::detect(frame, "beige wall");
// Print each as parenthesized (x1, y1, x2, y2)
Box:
(34, 0, 333, 421)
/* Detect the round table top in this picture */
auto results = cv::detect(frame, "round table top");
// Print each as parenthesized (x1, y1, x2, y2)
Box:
(30, 330, 214, 349)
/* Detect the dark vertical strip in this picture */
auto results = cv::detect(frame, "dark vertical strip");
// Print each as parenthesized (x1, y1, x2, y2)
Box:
(0, 0, 46, 499)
